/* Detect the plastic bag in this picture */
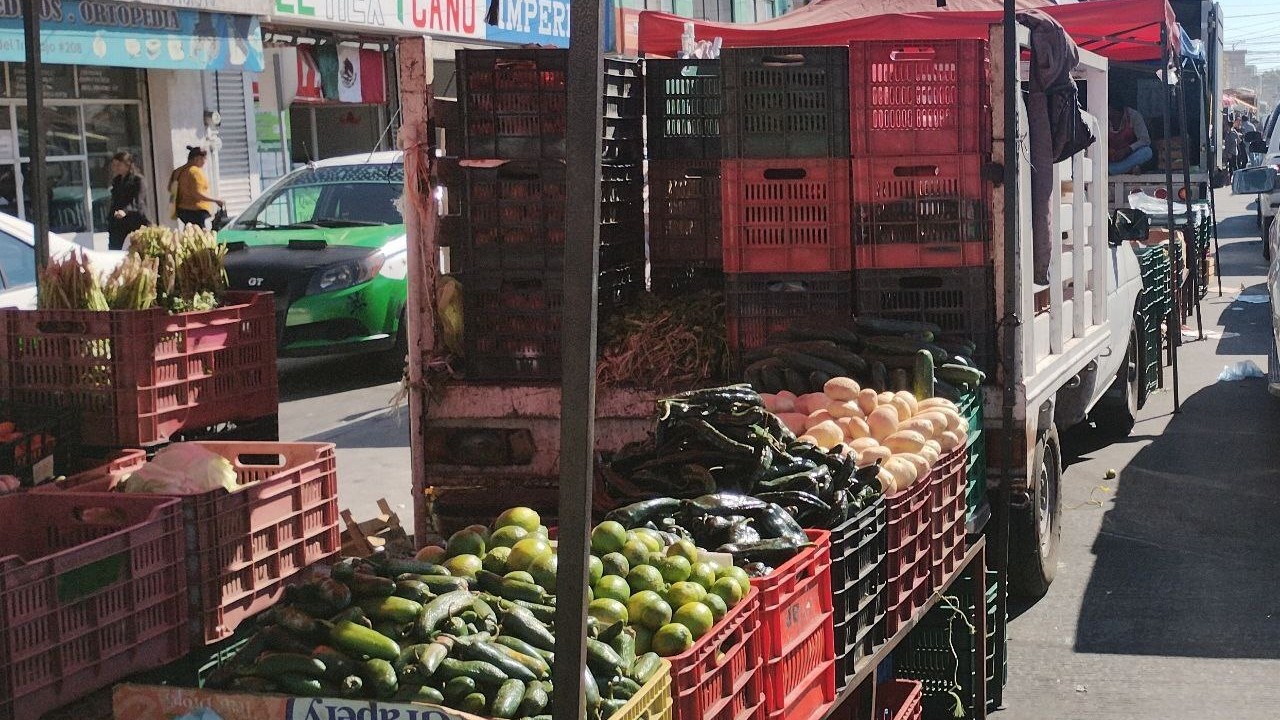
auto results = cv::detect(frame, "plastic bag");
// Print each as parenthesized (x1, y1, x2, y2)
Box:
(1217, 360, 1265, 382)
(121, 443, 239, 495)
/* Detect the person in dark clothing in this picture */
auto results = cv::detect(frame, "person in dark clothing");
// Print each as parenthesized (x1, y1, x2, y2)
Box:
(108, 151, 149, 250)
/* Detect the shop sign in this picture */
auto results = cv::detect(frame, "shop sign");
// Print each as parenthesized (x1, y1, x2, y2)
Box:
(271, 0, 483, 40)
(114, 0, 272, 16)
(0, 0, 265, 71)
(486, 0, 569, 47)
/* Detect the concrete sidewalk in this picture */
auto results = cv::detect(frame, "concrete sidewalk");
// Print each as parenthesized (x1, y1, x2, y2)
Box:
(997, 192, 1280, 719)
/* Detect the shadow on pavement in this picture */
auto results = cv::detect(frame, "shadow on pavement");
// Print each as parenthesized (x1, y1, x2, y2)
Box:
(1215, 284, 1272, 357)
(1070, 374, 1280, 659)
(278, 354, 404, 403)
(300, 405, 411, 449)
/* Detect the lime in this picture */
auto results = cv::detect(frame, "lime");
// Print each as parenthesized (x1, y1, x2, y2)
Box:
(667, 540, 700, 564)
(481, 546, 511, 575)
(703, 592, 728, 621)
(628, 591, 673, 632)
(630, 529, 664, 555)
(494, 507, 541, 533)
(665, 581, 706, 609)
(621, 540, 652, 569)
(633, 625, 654, 655)
(588, 555, 604, 585)
(709, 577, 744, 608)
(689, 561, 718, 589)
(463, 524, 492, 545)
(673, 602, 715, 640)
(657, 556, 692, 585)
(489, 525, 530, 549)
(504, 570, 535, 584)
(446, 529, 486, 559)
(594, 575, 631, 603)
(507, 538, 554, 572)
(532, 525, 550, 539)
(651, 623, 694, 657)
(627, 565, 666, 595)
(601, 552, 630, 579)
(718, 565, 752, 596)
(415, 545, 447, 563)
(529, 554, 558, 594)
(591, 521, 628, 555)
(443, 553, 482, 579)
(588, 598, 629, 626)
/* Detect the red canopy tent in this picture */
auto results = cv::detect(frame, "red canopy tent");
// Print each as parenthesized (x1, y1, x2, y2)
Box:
(637, 0, 1179, 62)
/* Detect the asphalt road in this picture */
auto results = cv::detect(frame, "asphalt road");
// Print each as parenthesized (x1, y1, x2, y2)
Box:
(998, 191, 1280, 719)
(273, 192, 1280, 719)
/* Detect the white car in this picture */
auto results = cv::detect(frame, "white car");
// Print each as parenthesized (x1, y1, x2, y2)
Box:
(0, 212, 125, 309)
(1259, 117, 1280, 260)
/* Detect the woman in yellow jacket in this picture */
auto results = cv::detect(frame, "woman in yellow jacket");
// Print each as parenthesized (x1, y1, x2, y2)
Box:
(170, 145, 224, 228)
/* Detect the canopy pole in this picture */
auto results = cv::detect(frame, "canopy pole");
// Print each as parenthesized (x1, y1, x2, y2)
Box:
(553, 0, 605, 717)
(1176, 74, 1203, 342)
(21, 0, 49, 275)
(1159, 25, 1181, 413)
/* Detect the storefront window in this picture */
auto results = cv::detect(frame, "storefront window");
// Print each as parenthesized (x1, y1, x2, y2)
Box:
(8, 64, 75, 100)
(23, 161, 89, 234)
(18, 106, 82, 158)
(77, 67, 141, 100)
(83, 105, 144, 231)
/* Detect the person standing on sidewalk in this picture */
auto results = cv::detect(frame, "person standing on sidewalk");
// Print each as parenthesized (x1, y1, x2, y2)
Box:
(107, 151, 149, 250)
(169, 145, 223, 228)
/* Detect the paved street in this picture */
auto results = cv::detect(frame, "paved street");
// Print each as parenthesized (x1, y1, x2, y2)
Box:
(273, 193, 1280, 719)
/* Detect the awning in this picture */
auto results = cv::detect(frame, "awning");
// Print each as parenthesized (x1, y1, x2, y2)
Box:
(0, 0, 264, 72)
(638, 0, 1179, 62)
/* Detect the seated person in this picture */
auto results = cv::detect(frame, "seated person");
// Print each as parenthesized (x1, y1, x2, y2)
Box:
(1108, 101, 1153, 175)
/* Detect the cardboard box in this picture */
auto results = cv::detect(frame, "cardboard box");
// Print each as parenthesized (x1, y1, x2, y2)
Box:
(113, 685, 480, 720)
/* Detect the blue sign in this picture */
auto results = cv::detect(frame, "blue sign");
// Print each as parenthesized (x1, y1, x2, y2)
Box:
(0, 0, 264, 72)
(486, 0, 570, 47)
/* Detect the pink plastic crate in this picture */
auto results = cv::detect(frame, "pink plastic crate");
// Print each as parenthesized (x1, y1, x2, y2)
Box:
(875, 679, 924, 720)
(0, 492, 188, 720)
(722, 159, 852, 273)
(0, 292, 278, 447)
(930, 446, 968, 586)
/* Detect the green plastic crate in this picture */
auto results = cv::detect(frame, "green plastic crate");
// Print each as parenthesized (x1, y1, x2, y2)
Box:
(956, 387, 987, 527)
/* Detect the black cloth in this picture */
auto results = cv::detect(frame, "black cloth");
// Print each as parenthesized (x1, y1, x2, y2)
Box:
(108, 172, 150, 250)
(177, 208, 211, 229)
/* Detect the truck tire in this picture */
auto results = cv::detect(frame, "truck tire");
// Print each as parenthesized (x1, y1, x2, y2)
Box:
(1091, 327, 1139, 437)
(1010, 425, 1062, 599)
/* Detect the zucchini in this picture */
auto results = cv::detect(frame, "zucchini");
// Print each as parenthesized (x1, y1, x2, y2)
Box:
(459, 693, 488, 715)
(436, 657, 509, 686)
(381, 558, 451, 577)
(779, 323, 863, 348)
(444, 675, 478, 703)
(518, 681, 550, 717)
(494, 635, 554, 666)
(855, 317, 942, 337)
(394, 580, 431, 602)
(394, 684, 445, 705)
(783, 367, 809, 396)
(500, 604, 556, 651)
(416, 590, 475, 638)
(913, 349, 935, 400)
(360, 658, 398, 699)
(360, 596, 423, 625)
(274, 673, 324, 696)
(330, 619, 400, 662)
(455, 637, 538, 682)
(491, 678, 526, 719)
(774, 349, 847, 380)
(399, 574, 469, 595)
(341, 573, 396, 598)
(252, 653, 327, 679)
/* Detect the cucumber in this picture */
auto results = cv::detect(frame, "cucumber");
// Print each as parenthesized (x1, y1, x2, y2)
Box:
(360, 596, 423, 624)
(779, 323, 863, 348)
(494, 635, 554, 666)
(274, 673, 324, 696)
(330, 620, 401, 662)
(630, 652, 663, 684)
(855, 317, 942, 337)
(418, 637, 453, 677)
(399, 574, 469, 595)
(863, 336, 948, 363)
(381, 558, 452, 577)
(938, 363, 985, 387)
(416, 590, 475, 638)
(229, 677, 278, 693)
(608, 628, 636, 668)
(471, 597, 499, 633)
(491, 678, 526, 719)
(518, 681, 550, 717)
(360, 658, 398, 699)
(252, 653, 327, 679)
(459, 693, 488, 715)
(393, 643, 431, 676)
(476, 570, 547, 604)
(444, 675, 478, 703)
(783, 367, 809, 396)
(436, 657, 509, 686)
(336, 675, 363, 698)
(808, 371, 832, 394)
(583, 667, 602, 710)
(444, 617, 470, 637)
(585, 638, 625, 680)
(870, 362, 888, 392)
(934, 379, 962, 401)
(913, 349, 935, 400)
(774, 349, 847, 379)
(394, 684, 445, 705)
(891, 367, 910, 392)
(601, 698, 628, 716)
(491, 643, 550, 679)
(311, 646, 357, 681)
(608, 676, 643, 699)
(455, 637, 538, 682)
(341, 573, 396, 598)
(394, 580, 431, 602)
(759, 363, 785, 394)
(500, 604, 556, 651)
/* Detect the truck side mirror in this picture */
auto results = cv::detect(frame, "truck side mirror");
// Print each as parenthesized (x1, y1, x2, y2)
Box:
(1232, 166, 1278, 194)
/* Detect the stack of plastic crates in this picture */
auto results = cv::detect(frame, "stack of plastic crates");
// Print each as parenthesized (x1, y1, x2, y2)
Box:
(719, 47, 854, 365)
(454, 51, 645, 381)
(956, 387, 987, 529)
(1133, 244, 1171, 399)
(647, 59, 725, 296)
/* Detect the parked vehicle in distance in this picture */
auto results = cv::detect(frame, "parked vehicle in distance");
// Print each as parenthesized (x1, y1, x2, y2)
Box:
(218, 152, 409, 367)
(0, 211, 125, 309)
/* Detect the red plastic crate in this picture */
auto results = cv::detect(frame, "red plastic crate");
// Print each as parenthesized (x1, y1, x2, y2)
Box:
(49, 449, 148, 491)
(875, 679, 924, 720)
(669, 586, 766, 720)
(52, 442, 340, 645)
(929, 446, 968, 586)
(722, 159, 852, 273)
(0, 492, 188, 720)
(851, 154, 992, 269)
(649, 160, 723, 267)
(885, 550, 932, 637)
(849, 40, 990, 157)
(886, 474, 932, 579)
(725, 273, 852, 366)
(752, 530, 836, 720)
(0, 292, 278, 448)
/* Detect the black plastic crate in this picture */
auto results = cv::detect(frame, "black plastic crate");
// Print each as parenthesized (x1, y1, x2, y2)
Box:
(462, 273, 564, 381)
(721, 46, 851, 158)
(854, 267, 995, 373)
(650, 264, 725, 297)
(725, 272, 852, 367)
(645, 58, 722, 159)
(0, 401, 76, 485)
(648, 160, 721, 267)
(458, 50, 643, 161)
(834, 580, 885, 693)
(832, 495, 887, 693)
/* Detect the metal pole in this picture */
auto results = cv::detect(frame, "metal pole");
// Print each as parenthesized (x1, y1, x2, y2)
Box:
(995, 0, 1018, 710)
(1160, 27, 1181, 412)
(553, 1, 605, 717)
(21, 0, 49, 274)
(1176, 73, 1204, 342)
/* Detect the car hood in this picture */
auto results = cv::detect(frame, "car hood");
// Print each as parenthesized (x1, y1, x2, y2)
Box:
(218, 225, 405, 250)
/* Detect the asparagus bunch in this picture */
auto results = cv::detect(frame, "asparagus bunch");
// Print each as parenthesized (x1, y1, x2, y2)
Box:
(37, 251, 109, 311)
(104, 254, 159, 311)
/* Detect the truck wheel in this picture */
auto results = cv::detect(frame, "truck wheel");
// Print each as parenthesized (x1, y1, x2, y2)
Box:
(1091, 328, 1139, 437)
(1010, 425, 1062, 599)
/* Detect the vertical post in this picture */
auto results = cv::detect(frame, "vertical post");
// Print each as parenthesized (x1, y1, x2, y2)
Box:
(21, 0, 49, 272)
(273, 53, 292, 176)
(554, 2, 605, 719)
(396, 37, 439, 543)
(1160, 28, 1181, 413)
(1176, 74, 1203, 342)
